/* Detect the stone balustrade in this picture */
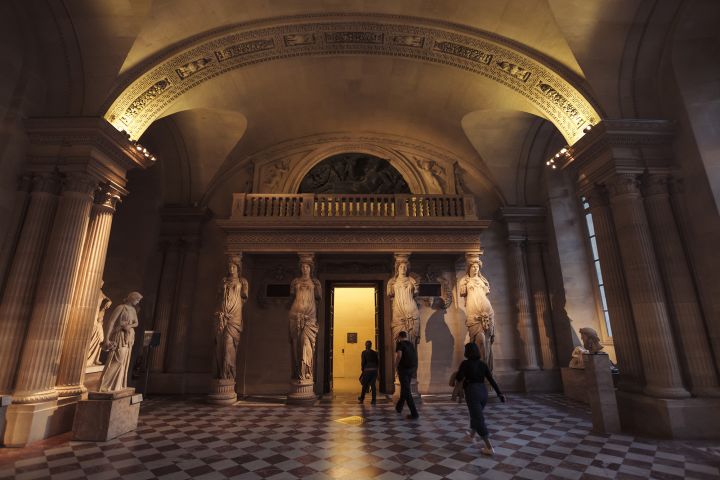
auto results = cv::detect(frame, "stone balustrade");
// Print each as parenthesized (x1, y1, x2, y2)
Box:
(231, 193, 477, 221)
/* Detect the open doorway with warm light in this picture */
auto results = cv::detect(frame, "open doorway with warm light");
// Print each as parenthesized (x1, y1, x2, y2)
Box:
(324, 283, 384, 395)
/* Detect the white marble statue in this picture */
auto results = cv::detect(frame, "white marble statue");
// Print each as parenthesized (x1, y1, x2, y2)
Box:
(86, 289, 112, 367)
(289, 255, 321, 381)
(98, 292, 142, 392)
(214, 256, 249, 381)
(458, 256, 495, 370)
(387, 255, 420, 346)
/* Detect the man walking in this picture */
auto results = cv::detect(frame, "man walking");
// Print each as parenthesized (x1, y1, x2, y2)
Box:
(395, 331, 419, 419)
(358, 340, 379, 404)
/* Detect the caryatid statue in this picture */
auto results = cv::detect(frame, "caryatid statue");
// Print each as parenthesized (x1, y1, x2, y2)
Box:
(214, 255, 249, 381)
(98, 292, 142, 392)
(289, 253, 321, 382)
(387, 253, 420, 346)
(459, 253, 495, 370)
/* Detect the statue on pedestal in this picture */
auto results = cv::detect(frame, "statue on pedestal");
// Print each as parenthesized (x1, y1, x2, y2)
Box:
(387, 254, 420, 346)
(98, 292, 142, 392)
(213, 256, 249, 381)
(86, 289, 112, 367)
(569, 327, 604, 369)
(458, 254, 495, 370)
(289, 254, 321, 381)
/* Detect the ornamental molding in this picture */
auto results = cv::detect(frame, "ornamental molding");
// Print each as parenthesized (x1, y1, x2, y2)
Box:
(220, 229, 484, 254)
(103, 14, 600, 142)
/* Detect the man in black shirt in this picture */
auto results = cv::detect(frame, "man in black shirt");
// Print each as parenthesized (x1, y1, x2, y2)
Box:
(394, 331, 419, 419)
(358, 340, 379, 404)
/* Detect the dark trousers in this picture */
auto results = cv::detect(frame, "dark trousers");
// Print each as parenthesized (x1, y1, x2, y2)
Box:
(395, 368, 418, 417)
(464, 383, 489, 437)
(359, 370, 377, 402)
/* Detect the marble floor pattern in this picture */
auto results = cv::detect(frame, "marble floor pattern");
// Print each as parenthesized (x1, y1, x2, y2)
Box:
(1, 393, 719, 480)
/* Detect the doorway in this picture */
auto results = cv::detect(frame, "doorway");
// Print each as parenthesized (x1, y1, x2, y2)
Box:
(324, 282, 384, 394)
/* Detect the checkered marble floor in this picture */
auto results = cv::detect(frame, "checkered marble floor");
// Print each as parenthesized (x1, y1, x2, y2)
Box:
(1, 393, 719, 479)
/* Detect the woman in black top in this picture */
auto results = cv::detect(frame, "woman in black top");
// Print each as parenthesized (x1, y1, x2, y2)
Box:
(455, 343, 505, 455)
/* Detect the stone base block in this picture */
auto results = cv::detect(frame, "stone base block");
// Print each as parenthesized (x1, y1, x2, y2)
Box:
(561, 367, 588, 403)
(0, 395, 11, 445)
(3, 399, 58, 447)
(207, 379, 237, 405)
(493, 370, 522, 392)
(287, 380, 317, 405)
(72, 388, 141, 442)
(617, 391, 720, 439)
(584, 354, 620, 434)
(521, 369, 562, 393)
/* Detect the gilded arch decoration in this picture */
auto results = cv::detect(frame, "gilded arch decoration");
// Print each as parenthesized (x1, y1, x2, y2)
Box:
(104, 14, 601, 143)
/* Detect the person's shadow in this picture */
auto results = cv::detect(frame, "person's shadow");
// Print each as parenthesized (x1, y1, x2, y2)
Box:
(424, 307, 454, 389)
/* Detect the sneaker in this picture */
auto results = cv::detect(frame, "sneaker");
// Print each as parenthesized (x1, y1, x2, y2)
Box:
(406, 414, 419, 420)
(465, 430, 477, 443)
(481, 446, 495, 456)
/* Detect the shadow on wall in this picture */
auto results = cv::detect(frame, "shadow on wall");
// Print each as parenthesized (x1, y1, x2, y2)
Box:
(424, 308, 454, 389)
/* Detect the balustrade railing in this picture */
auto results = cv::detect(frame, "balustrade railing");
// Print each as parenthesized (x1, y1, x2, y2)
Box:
(231, 193, 476, 220)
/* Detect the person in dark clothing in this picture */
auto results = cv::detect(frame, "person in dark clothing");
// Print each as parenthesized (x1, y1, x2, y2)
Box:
(394, 331, 419, 419)
(455, 342, 505, 455)
(358, 340, 379, 404)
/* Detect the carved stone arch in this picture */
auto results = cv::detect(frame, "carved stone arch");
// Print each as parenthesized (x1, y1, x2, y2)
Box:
(102, 13, 602, 143)
(282, 142, 427, 194)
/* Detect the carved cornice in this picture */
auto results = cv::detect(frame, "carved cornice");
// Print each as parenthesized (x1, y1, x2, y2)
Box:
(24, 117, 154, 187)
(103, 14, 600, 142)
(219, 227, 485, 254)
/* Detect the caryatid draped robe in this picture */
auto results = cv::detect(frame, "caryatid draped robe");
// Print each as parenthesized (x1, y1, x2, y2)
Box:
(289, 277, 321, 380)
(214, 275, 248, 380)
(388, 275, 420, 345)
(459, 274, 495, 369)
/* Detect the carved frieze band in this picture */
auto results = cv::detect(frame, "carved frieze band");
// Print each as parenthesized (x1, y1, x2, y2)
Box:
(223, 230, 482, 253)
(105, 16, 599, 142)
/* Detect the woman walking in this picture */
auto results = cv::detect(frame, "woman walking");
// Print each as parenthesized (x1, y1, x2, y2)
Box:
(455, 343, 505, 455)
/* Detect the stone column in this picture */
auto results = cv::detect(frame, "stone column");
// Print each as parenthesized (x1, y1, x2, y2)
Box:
(165, 240, 200, 373)
(149, 241, 182, 372)
(508, 240, 540, 370)
(585, 185, 645, 392)
(55, 186, 121, 398)
(0, 175, 33, 293)
(11, 173, 97, 404)
(526, 241, 557, 369)
(642, 174, 720, 396)
(607, 174, 689, 398)
(0, 174, 61, 395)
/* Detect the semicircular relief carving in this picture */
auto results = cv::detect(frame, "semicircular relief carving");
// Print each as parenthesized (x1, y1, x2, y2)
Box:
(298, 153, 411, 194)
(103, 14, 601, 143)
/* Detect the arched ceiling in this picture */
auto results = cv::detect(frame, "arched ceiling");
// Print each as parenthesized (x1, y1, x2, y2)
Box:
(104, 12, 601, 142)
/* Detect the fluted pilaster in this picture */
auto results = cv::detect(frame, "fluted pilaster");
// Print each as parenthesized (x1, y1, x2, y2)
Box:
(585, 185, 644, 391)
(166, 241, 200, 373)
(150, 241, 182, 372)
(0, 174, 61, 394)
(607, 174, 689, 398)
(642, 174, 720, 396)
(0, 175, 33, 293)
(55, 186, 120, 397)
(12, 173, 97, 404)
(509, 241, 540, 370)
(526, 242, 556, 369)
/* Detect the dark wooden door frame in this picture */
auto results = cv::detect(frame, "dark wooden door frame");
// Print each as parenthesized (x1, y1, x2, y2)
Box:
(323, 280, 385, 394)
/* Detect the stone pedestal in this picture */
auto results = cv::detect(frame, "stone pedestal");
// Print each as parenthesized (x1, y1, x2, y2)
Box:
(521, 369, 562, 393)
(0, 395, 11, 443)
(561, 368, 588, 403)
(584, 353, 621, 434)
(207, 378, 237, 405)
(3, 399, 58, 447)
(617, 391, 720, 439)
(287, 379, 316, 405)
(72, 388, 141, 441)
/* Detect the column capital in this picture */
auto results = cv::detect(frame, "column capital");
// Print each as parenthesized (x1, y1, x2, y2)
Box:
(94, 183, 125, 212)
(30, 172, 62, 195)
(562, 119, 675, 191)
(641, 173, 671, 198)
(582, 183, 610, 208)
(25, 117, 155, 188)
(62, 172, 98, 196)
(606, 174, 641, 199)
(499, 206, 546, 243)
